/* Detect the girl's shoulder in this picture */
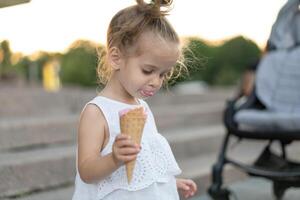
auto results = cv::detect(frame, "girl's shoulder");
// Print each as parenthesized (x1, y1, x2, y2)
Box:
(79, 96, 114, 127)
(80, 103, 107, 127)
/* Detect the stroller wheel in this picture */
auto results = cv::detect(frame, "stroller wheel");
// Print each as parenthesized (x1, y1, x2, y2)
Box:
(208, 186, 231, 200)
(273, 181, 285, 200)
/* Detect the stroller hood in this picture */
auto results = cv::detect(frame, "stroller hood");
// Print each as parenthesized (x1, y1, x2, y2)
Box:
(269, 0, 300, 49)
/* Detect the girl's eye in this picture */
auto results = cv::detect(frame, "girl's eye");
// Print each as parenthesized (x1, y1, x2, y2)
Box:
(142, 69, 153, 75)
(160, 71, 170, 78)
(159, 73, 166, 78)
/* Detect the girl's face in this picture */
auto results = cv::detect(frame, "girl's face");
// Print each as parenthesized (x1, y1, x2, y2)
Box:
(116, 31, 180, 99)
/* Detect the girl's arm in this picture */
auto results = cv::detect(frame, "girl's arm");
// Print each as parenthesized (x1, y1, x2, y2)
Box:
(77, 104, 140, 184)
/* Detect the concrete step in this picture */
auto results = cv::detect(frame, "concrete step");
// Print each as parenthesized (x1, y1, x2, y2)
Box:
(7, 185, 74, 200)
(0, 143, 75, 198)
(0, 85, 233, 119)
(9, 138, 300, 200)
(148, 88, 235, 106)
(4, 186, 74, 200)
(0, 101, 224, 151)
(164, 125, 225, 159)
(153, 101, 225, 131)
(0, 86, 95, 119)
(0, 115, 78, 151)
(0, 123, 225, 198)
(4, 147, 239, 199)
(9, 152, 236, 200)
(8, 138, 282, 200)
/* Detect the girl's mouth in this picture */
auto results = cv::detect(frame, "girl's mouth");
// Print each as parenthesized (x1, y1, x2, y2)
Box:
(140, 90, 155, 97)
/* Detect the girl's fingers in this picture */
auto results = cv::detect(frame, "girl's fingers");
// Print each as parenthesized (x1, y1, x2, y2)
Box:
(177, 179, 197, 199)
(118, 154, 138, 162)
(177, 180, 188, 190)
(184, 191, 194, 199)
(184, 192, 190, 198)
(115, 134, 141, 148)
(119, 147, 140, 155)
(115, 134, 130, 141)
(116, 139, 139, 149)
(116, 140, 136, 148)
(184, 185, 190, 190)
(190, 181, 197, 192)
(182, 179, 197, 192)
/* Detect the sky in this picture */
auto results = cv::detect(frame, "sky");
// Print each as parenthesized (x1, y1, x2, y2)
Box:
(0, 0, 287, 55)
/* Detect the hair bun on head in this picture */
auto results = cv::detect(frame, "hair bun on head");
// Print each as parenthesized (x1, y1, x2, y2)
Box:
(152, 0, 173, 6)
(136, 0, 173, 17)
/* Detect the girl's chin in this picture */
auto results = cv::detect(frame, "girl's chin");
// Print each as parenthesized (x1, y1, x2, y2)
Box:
(135, 93, 151, 100)
(140, 96, 150, 100)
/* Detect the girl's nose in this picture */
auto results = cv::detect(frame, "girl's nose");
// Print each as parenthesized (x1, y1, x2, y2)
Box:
(149, 75, 162, 88)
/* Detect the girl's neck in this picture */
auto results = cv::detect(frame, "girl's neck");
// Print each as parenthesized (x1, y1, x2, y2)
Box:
(99, 75, 138, 105)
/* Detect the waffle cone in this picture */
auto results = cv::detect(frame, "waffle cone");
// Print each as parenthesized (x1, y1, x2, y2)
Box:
(119, 107, 146, 183)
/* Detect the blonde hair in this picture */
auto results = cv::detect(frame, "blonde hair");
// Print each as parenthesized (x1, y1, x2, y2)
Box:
(97, 0, 188, 86)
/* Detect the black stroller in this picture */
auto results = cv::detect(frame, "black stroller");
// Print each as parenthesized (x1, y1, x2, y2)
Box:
(208, 0, 300, 199)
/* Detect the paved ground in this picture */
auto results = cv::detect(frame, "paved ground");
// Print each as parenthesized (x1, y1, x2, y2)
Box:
(193, 178, 300, 200)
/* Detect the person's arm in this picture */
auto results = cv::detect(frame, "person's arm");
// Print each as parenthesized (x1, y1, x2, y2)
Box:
(77, 104, 141, 184)
(241, 70, 255, 97)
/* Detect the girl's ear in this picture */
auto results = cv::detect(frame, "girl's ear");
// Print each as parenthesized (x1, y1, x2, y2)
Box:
(108, 47, 123, 70)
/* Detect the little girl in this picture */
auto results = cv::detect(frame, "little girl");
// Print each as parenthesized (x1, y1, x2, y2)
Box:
(72, 0, 197, 199)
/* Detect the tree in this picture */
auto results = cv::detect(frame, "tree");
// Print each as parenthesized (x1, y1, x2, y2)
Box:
(33, 51, 53, 81)
(181, 36, 261, 86)
(0, 40, 13, 79)
(213, 36, 261, 85)
(14, 56, 31, 81)
(60, 40, 103, 87)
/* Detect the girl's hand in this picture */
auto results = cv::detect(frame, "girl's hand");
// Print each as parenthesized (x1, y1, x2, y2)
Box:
(176, 178, 198, 199)
(112, 134, 141, 167)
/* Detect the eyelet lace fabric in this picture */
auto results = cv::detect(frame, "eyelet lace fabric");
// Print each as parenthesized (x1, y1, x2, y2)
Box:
(72, 97, 181, 200)
(97, 131, 181, 199)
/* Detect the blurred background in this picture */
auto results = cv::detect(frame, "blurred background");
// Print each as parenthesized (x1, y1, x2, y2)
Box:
(0, 0, 286, 88)
(0, 0, 294, 199)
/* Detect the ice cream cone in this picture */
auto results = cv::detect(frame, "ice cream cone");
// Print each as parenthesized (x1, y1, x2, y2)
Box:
(119, 107, 147, 183)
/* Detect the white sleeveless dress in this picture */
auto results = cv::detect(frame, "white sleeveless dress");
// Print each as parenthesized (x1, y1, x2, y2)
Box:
(72, 96, 182, 200)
